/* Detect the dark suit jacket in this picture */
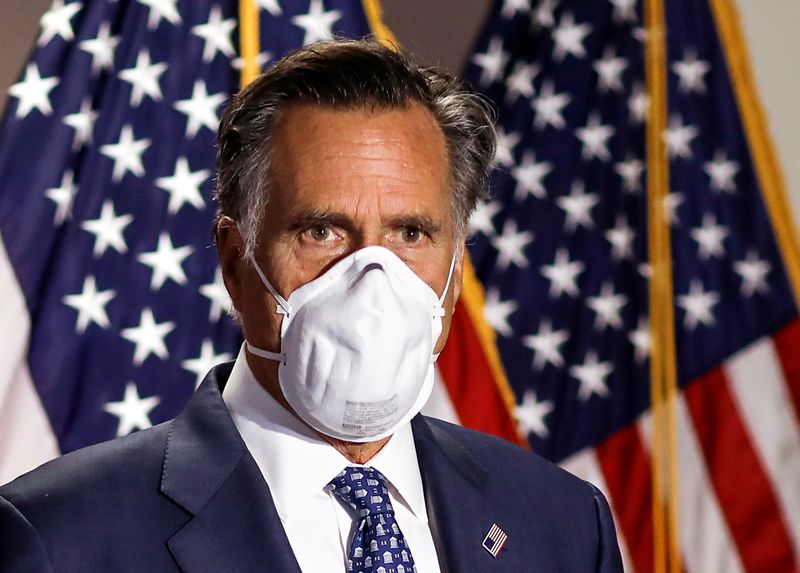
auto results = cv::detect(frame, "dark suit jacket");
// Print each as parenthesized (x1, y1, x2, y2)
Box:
(0, 363, 623, 572)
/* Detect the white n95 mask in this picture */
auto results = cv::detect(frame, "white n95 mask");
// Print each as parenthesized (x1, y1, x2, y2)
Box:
(246, 245, 456, 442)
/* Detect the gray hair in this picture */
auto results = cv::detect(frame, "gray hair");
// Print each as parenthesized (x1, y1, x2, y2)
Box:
(215, 38, 496, 257)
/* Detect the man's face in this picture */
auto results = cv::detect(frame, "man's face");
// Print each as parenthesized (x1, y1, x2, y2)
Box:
(218, 102, 464, 365)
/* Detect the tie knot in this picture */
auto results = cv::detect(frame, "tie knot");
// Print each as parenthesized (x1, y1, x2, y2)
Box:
(327, 466, 394, 518)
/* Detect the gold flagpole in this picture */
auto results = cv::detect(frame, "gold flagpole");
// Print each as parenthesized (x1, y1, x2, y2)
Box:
(361, 0, 399, 47)
(239, 0, 261, 87)
(644, 0, 682, 571)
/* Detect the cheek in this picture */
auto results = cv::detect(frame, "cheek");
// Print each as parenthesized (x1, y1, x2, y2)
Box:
(408, 244, 457, 294)
(267, 237, 348, 296)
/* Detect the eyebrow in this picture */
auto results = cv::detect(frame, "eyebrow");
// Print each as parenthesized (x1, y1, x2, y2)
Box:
(286, 210, 356, 233)
(286, 210, 444, 236)
(383, 214, 443, 236)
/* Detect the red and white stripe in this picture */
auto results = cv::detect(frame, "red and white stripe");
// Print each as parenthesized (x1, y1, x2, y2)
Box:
(723, 335, 800, 563)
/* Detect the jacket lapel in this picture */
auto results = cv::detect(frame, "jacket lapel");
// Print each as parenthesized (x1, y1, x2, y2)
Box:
(412, 417, 523, 571)
(160, 364, 302, 573)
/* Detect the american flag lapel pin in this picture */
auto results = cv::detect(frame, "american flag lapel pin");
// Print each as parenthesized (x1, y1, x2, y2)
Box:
(482, 523, 508, 558)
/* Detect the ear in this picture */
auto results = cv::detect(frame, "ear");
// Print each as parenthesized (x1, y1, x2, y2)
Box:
(215, 215, 246, 313)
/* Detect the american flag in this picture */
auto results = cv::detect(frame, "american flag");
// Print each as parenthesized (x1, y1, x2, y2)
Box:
(0, 0, 373, 479)
(441, 0, 800, 571)
(481, 522, 509, 558)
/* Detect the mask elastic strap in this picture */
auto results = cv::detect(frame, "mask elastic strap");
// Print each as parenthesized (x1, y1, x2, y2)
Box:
(248, 254, 292, 316)
(246, 341, 286, 364)
(434, 252, 458, 317)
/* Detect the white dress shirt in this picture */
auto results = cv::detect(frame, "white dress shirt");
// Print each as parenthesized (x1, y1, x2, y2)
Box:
(222, 345, 442, 573)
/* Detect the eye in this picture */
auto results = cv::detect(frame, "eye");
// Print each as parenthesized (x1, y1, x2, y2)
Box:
(401, 226, 422, 244)
(308, 225, 334, 242)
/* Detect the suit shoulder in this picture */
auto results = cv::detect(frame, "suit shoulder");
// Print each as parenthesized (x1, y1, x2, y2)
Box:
(417, 421, 623, 570)
(420, 416, 591, 494)
(0, 422, 171, 509)
(0, 423, 196, 569)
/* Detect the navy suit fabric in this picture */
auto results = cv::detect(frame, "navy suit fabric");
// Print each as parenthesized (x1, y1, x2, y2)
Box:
(0, 363, 623, 572)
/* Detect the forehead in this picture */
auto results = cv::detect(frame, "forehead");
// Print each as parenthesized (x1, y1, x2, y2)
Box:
(266, 102, 450, 208)
(272, 100, 446, 151)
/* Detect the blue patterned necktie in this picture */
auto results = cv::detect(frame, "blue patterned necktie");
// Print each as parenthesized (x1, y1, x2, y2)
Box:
(327, 466, 417, 573)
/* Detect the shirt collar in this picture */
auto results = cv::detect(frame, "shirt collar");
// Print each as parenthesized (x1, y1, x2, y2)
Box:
(367, 418, 429, 522)
(222, 345, 428, 523)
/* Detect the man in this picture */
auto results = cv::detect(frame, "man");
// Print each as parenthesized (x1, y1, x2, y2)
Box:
(0, 40, 622, 572)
